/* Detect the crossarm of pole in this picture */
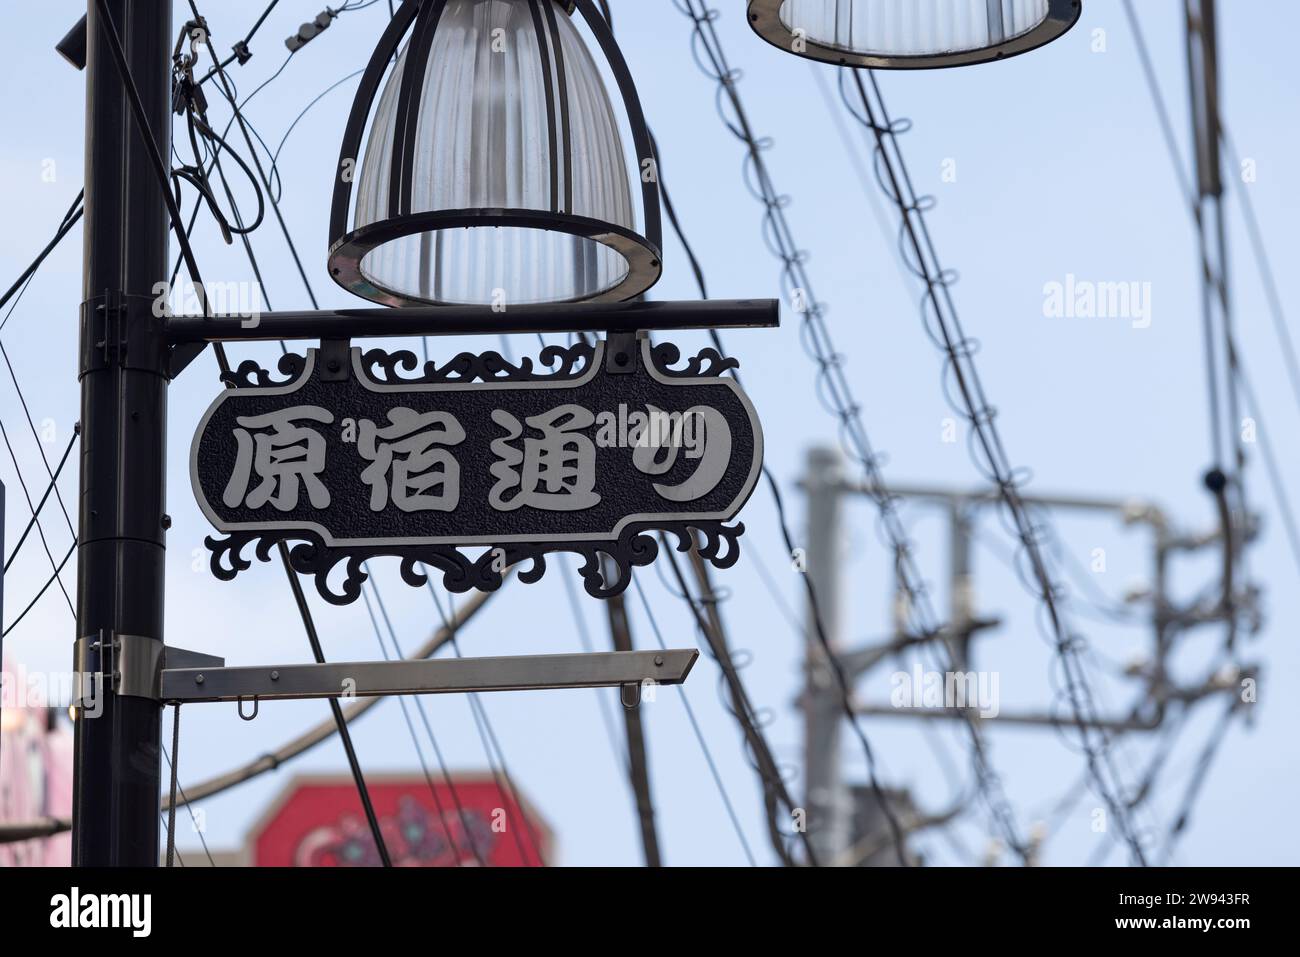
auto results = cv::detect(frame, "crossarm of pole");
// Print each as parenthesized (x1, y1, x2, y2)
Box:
(162, 578, 498, 810)
(161, 299, 780, 346)
(834, 479, 1169, 530)
(854, 664, 1256, 735)
(836, 624, 994, 681)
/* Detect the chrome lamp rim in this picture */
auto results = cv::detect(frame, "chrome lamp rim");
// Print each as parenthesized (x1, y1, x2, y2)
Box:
(745, 0, 1082, 70)
(328, 209, 662, 308)
(327, 0, 664, 309)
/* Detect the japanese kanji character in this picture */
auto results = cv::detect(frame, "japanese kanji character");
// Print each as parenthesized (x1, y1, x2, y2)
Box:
(357, 407, 465, 513)
(222, 405, 333, 512)
(488, 404, 600, 511)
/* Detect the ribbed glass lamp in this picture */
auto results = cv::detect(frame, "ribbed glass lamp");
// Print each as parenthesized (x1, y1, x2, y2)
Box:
(329, 0, 662, 307)
(747, 0, 1081, 69)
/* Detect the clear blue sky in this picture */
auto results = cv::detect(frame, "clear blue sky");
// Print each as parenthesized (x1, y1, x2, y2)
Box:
(2, 0, 1298, 866)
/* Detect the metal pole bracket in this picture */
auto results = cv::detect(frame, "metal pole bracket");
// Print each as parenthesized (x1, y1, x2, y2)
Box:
(74, 632, 226, 702)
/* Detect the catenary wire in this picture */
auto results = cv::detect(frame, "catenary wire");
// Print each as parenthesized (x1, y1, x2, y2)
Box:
(669, 0, 1028, 864)
(359, 575, 483, 865)
(834, 62, 1148, 864)
(631, 575, 759, 866)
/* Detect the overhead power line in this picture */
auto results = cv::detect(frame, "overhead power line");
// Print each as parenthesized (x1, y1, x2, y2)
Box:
(93, 0, 390, 864)
(835, 65, 1149, 866)
(0, 190, 83, 320)
(165, 586, 499, 809)
(184, 0, 548, 868)
(671, 0, 1027, 865)
(1122, 0, 1300, 582)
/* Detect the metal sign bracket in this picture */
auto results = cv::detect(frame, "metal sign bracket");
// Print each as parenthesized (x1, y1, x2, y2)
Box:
(605, 330, 640, 373)
(74, 632, 226, 703)
(73, 635, 694, 711)
(319, 337, 352, 381)
(159, 648, 697, 708)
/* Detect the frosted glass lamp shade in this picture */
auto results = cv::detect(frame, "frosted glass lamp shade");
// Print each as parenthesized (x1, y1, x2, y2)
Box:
(747, 0, 1081, 69)
(329, 0, 662, 308)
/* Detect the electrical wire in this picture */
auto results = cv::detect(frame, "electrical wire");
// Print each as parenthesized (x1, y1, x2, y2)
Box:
(631, 576, 758, 866)
(422, 581, 546, 866)
(166, 588, 499, 808)
(261, 68, 367, 204)
(2, 427, 78, 574)
(1121, 0, 1253, 638)
(165, 704, 181, 867)
(0, 541, 75, 639)
(0, 193, 85, 636)
(583, 308, 807, 864)
(92, 0, 395, 864)
(160, 737, 215, 866)
(560, 557, 631, 774)
(0, 418, 74, 616)
(659, 542, 812, 866)
(359, 574, 485, 866)
(1158, 699, 1241, 864)
(189, 0, 325, 311)
(670, 0, 1028, 864)
(190, 1, 548, 869)
(835, 64, 1148, 864)
(1117, 3, 1289, 855)
(1121, 8, 1300, 581)
(373, 567, 533, 866)
(0, 190, 83, 322)
(659, 101, 988, 870)
(0, 342, 78, 541)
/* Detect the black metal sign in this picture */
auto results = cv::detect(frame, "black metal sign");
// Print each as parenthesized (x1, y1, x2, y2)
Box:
(192, 338, 763, 602)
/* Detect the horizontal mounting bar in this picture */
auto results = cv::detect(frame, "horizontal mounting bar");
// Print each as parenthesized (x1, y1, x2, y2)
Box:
(162, 649, 698, 704)
(835, 480, 1163, 521)
(854, 704, 1158, 734)
(163, 298, 779, 344)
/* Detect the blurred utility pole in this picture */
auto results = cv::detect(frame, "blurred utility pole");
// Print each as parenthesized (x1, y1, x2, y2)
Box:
(72, 0, 171, 866)
(801, 447, 853, 864)
(800, 441, 1258, 863)
(1184, 0, 1247, 655)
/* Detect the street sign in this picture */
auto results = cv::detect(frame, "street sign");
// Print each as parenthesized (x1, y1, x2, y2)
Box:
(192, 337, 762, 603)
(248, 774, 550, 867)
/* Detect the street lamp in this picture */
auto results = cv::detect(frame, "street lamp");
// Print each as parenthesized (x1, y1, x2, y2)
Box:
(746, 0, 1081, 69)
(328, 0, 662, 308)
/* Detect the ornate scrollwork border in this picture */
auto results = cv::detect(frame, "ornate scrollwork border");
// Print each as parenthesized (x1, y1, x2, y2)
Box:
(649, 342, 739, 378)
(219, 340, 740, 391)
(206, 520, 744, 603)
(220, 353, 308, 389)
(361, 341, 596, 385)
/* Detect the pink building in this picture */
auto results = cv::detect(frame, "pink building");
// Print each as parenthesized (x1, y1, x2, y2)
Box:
(0, 656, 73, 866)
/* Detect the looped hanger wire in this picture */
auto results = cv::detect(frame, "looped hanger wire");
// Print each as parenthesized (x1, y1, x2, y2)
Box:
(237, 695, 259, 721)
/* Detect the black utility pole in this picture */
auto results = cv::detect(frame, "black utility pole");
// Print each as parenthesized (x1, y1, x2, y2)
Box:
(601, 569, 662, 867)
(73, 0, 172, 866)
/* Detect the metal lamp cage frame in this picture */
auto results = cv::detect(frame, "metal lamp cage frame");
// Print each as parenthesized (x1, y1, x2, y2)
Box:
(745, 0, 1081, 70)
(328, 0, 664, 308)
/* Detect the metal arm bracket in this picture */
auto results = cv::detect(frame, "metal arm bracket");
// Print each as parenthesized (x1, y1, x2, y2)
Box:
(74, 632, 226, 703)
(160, 649, 697, 705)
